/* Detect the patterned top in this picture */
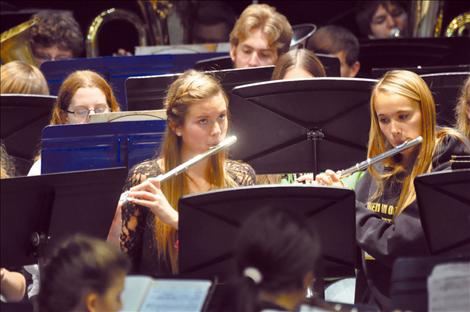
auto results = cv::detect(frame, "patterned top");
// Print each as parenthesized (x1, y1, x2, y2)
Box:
(120, 159, 256, 276)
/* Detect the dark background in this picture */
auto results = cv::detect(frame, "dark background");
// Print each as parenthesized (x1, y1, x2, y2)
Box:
(1, 0, 468, 57)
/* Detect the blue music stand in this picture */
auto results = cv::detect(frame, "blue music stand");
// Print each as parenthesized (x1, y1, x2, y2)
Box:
(41, 120, 166, 174)
(40, 53, 226, 110)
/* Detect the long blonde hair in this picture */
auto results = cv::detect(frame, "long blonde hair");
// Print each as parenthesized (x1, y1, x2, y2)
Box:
(157, 70, 236, 272)
(368, 70, 436, 215)
(455, 76, 470, 139)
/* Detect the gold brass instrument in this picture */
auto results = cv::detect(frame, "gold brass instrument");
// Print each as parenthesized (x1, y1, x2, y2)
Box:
(409, 0, 444, 37)
(445, 12, 470, 37)
(0, 19, 37, 65)
(86, 0, 172, 57)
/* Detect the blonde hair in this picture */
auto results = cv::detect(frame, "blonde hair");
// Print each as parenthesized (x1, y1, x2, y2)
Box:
(49, 70, 120, 125)
(158, 70, 237, 272)
(272, 48, 326, 80)
(455, 76, 470, 139)
(369, 70, 436, 214)
(230, 4, 293, 56)
(1, 142, 14, 179)
(0, 61, 49, 95)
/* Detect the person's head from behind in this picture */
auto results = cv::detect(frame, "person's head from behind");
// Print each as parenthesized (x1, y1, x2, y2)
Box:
(307, 25, 360, 77)
(0, 61, 49, 95)
(356, 0, 408, 39)
(30, 10, 83, 66)
(159, 69, 233, 273)
(234, 207, 320, 312)
(455, 76, 470, 139)
(369, 70, 436, 211)
(191, 1, 235, 44)
(50, 70, 120, 125)
(230, 4, 293, 68)
(38, 234, 130, 312)
(272, 48, 326, 80)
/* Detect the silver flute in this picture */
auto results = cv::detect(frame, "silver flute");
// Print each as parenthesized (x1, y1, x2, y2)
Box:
(120, 136, 237, 203)
(339, 136, 423, 178)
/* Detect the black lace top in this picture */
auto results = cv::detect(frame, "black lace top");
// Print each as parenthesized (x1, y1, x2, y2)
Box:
(120, 159, 256, 276)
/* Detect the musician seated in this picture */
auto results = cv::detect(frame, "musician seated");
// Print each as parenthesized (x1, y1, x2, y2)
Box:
(229, 3, 292, 68)
(37, 234, 130, 312)
(314, 70, 470, 310)
(119, 70, 255, 276)
(355, 0, 409, 39)
(454, 76, 470, 139)
(27, 70, 121, 176)
(307, 25, 361, 78)
(30, 10, 83, 66)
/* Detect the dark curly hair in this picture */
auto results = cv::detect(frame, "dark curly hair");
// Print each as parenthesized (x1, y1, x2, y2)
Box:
(30, 10, 84, 57)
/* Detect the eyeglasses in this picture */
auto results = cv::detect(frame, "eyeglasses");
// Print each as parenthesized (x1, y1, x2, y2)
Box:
(65, 105, 110, 118)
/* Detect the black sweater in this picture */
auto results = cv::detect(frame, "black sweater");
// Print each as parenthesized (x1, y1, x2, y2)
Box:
(354, 134, 470, 309)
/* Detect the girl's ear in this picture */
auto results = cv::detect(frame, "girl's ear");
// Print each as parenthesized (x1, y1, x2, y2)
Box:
(60, 110, 69, 124)
(84, 292, 99, 312)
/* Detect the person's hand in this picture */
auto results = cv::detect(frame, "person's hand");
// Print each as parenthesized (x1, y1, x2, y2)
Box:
(127, 178, 178, 229)
(112, 48, 132, 56)
(296, 173, 315, 184)
(315, 169, 345, 188)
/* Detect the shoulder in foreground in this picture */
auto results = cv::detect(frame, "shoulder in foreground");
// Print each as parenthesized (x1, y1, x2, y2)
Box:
(225, 159, 256, 185)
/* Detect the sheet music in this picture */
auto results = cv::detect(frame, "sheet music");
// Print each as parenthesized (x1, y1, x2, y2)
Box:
(140, 279, 212, 312)
(428, 262, 470, 312)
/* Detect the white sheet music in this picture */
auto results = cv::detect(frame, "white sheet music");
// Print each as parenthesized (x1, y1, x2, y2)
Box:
(428, 262, 470, 312)
(120, 277, 211, 312)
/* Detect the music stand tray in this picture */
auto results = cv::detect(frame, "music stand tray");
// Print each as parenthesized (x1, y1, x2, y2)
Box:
(229, 78, 376, 175)
(179, 185, 356, 281)
(415, 169, 470, 256)
(125, 66, 274, 111)
(0, 167, 128, 267)
(0, 94, 56, 174)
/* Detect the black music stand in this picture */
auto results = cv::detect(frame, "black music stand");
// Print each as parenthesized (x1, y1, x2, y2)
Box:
(125, 66, 274, 111)
(421, 72, 470, 127)
(193, 55, 234, 71)
(0, 94, 56, 175)
(371, 64, 470, 78)
(0, 167, 128, 267)
(178, 185, 356, 281)
(358, 37, 470, 77)
(415, 169, 470, 257)
(229, 78, 376, 175)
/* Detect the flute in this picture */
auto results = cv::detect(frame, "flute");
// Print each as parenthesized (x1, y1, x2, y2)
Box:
(339, 136, 423, 178)
(120, 136, 237, 203)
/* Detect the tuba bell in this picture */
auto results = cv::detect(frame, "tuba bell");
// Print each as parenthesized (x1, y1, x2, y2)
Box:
(86, 0, 172, 57)
(0, 19, 37, 66)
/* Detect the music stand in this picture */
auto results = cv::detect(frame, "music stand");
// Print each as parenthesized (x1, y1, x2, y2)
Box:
(41, 120, 166, 174)
(415, 169, 470, 256)
(229, 78, 376, 175)
(371, 64, 470, 78)
(0, 94, 56, 175)
(193, 55, 234, 71)
(0, 167, 128, 267)
(125, 66, 274, 111)
(420, 72, 470, 127)
(178, 185, 356, 281)
(358, 37, 470, 77)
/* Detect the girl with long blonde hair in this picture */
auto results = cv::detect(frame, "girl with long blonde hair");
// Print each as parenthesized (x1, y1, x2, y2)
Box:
(315, 70, 470, 309)
(454, 76, 470, 139)
(120, 70, 255, 275)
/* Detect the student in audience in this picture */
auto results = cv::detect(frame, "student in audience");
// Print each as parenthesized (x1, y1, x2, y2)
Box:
(37, 234, 130, 312)
(272, 48, 326, 80)
(213, 207, 335, 312)
(28, 70, 120, 175)
(30, 10, 83, 66)
(314, 70, 470, 309)
(120, 70, 255, 276)
(356, 0, 409, 39)
(229, 3, 293, 68)
(455, 76, 470, 139)
(0, 61, 50, 95)
(307, 25, 361, 77)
